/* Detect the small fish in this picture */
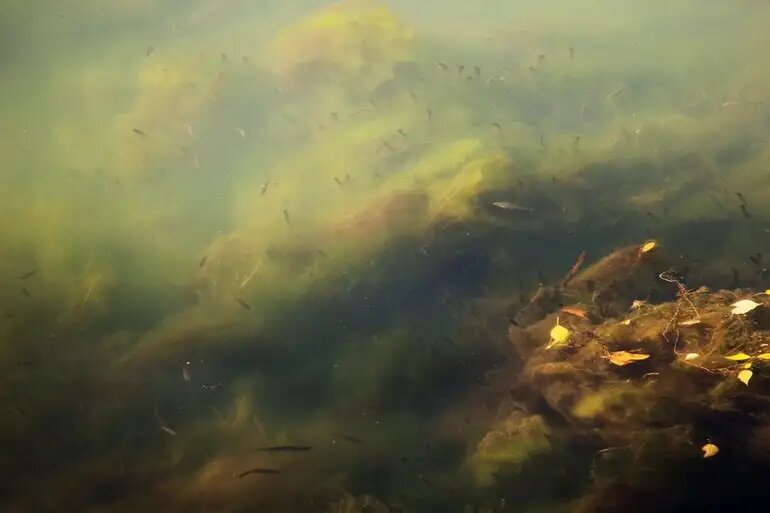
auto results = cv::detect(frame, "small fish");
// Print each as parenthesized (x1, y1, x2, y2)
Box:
(160, 425, 177, 436)
(153, 407, 177, 435)
(260, 181, 270, 196)
(182, 364, 191, 382)
(397, 128, 406, 138)
(426, 108, 433, 121)
(233, 127, 246, 139)
(201, 383, 224, 391)
(492, 122, 502, 133)
(183, 123, 195, 137)
(330, 112, 338, 121)
(20, 269, 38, 280)
(645, 211, 658, 221)
(132, 128, 147, 137)
(334, 433, 364, 444)
(569, 46, 575, 59)
(334, 177, 343, 185)
(436, 61, 449, 70)
(749, 254, 762, 266)
(540, 134, 545, 149)
(283, 209, 291, 224)
(736, 192, 748, 206)
(474, 65, 481, 77)
(234, 297, 251, 310)
(199, 255, 207, 268)
(236, 467, 280, 479)
(382, 141, 396, 153)
(538, 54, 546, 64)
(317, 249, 327, 258)
(606, 89, 625, 99)
(255, 445, 312, 452)
(574, 136, 581, 145)
(146, 46, 155, 57)
(740, 204, 751, 218)
(242, 56, 249, 63)
(492, 201, 533, 212)
(221, 53, 228, 63)
(457, 64, 465, 75)
(21, 288, 30, 297)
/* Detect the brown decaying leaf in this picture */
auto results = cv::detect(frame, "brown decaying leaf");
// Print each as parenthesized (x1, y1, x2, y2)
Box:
(608, 351, 650, 366)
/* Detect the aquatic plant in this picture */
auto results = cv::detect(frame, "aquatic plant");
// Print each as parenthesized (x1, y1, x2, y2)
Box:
(265, 0, 414, 94)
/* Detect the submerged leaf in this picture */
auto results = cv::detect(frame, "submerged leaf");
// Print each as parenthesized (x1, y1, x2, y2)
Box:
(684, 352, 699, 361)
(679, 319, 701, 327)
(738, 369, 753, 386)
(561, 306, 589, 320)
(547, 318, 571, 349)
(640, 241, 657, 253)
(757, 353, 770, 360)
(725, 352, 751, 361)
(608, 351, 650, 366)
(702, 443, 720, 458)
(731, 299, 761, 315)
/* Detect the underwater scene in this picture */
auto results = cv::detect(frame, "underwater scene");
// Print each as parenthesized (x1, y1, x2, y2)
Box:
(4, 0, 770, 511)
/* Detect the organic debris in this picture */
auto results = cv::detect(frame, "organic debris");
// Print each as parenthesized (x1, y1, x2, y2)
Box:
(731, 299, 761, 315)
(738, 369, 753, 386)
(607, 351, 650, 366)
(546, 317, 571, 349)
(702, 443, 720, 458)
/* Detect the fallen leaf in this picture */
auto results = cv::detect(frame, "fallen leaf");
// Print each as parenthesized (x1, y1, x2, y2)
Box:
(547, 318, 570, 349)
(738, 369, 753, 386)
(757, 353, 770, 360)
(684, 353, 699, 361)
(725, 352, 751, 361)
(765, 289, 770, 296)
(743, 362, 753, 369)
(701, 443, 719, 458)
(561, 307, 589, 320)
(621, 319, 632, 326)
(608, 351, 650, 366)
(679, 319, 701, 327)
(731, 299, 762, 315)
(640, 241, 657, 253)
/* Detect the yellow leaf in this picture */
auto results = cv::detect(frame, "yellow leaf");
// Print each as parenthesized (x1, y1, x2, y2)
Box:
(743, 362, 753, 369)
(679, 319, 701, 327)
(765, 289, 770, 296)
(757, 353, 770, 360)
(640, 241, 657, 253)
(547, 322, 570, 350)
(621, 319, 632, 326)
(701, 443, 719, 458)
(731, 299, 761, 315)
(608, 351, 650, 366)
(684, 352, 699, 361)
(725, 352, 751, 361)
(738, 369, 753, 386)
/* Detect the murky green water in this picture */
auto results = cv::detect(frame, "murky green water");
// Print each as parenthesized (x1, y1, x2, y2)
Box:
(3, 1, 770, 512)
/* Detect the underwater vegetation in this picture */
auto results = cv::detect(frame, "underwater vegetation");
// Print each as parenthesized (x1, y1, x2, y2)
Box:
(3, 0, 770, 512)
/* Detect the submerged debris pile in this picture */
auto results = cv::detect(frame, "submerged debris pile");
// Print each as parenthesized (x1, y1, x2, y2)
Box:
(470, 242, 770, 512)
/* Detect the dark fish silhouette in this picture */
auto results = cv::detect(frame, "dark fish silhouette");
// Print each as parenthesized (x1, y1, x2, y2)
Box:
(236, 467, 281, 478)
(20, 269, 38, 280)
(255, 445, 312, 452)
